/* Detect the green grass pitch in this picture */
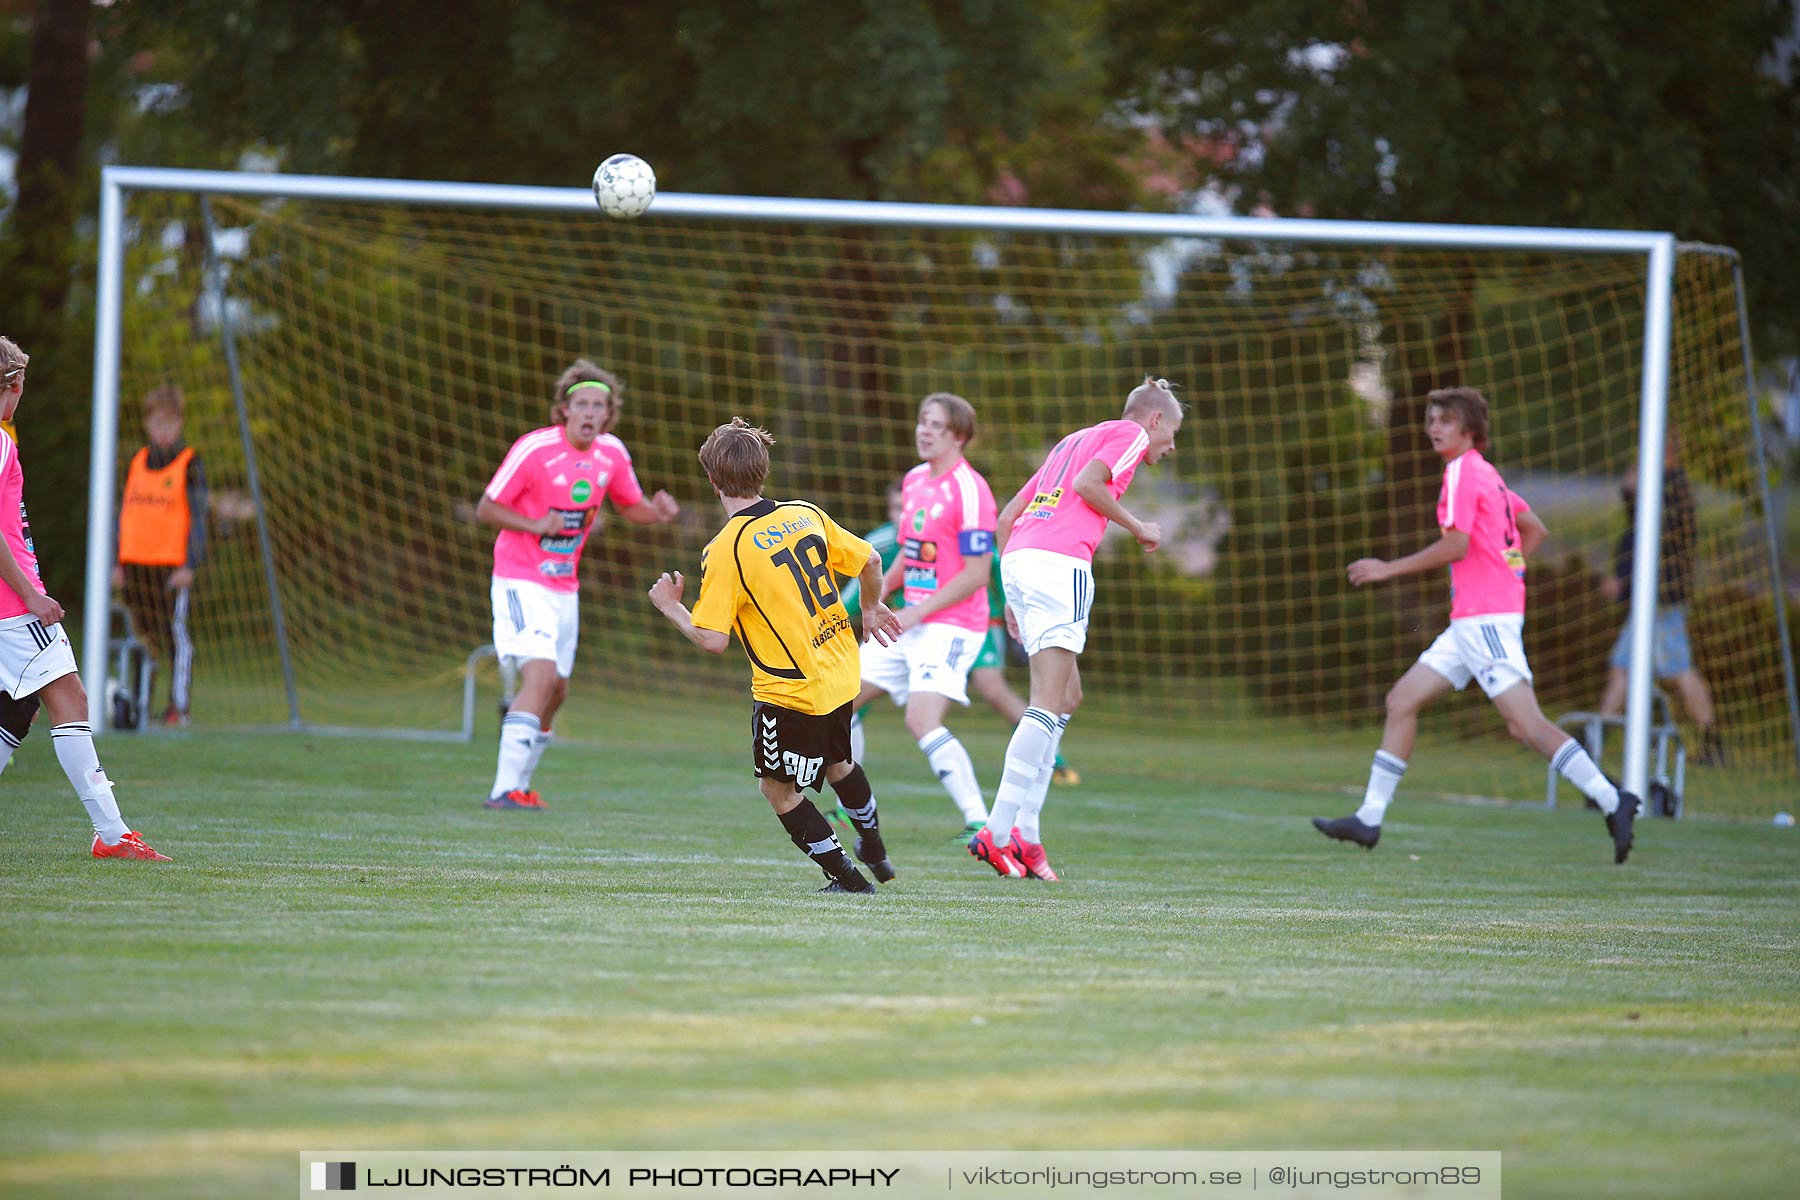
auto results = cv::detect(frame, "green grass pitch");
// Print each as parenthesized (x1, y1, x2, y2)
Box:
(1, 701, 1795, 1199)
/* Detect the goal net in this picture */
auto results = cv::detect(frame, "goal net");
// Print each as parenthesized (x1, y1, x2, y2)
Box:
(98, 184, 1798, 814)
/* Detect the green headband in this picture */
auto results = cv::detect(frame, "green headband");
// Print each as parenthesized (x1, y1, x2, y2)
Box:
(565, 381, 612, 397)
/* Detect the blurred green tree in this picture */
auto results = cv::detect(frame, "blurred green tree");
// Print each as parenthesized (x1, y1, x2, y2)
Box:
(1103, 0, 1800, 354)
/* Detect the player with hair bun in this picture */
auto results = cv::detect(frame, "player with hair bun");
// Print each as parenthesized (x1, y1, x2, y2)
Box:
(975, 375, 1184, 880)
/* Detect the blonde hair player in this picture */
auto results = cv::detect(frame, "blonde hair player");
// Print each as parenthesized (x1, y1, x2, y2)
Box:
(974, 375, 1184, 880)
(0, 336, 170, 859)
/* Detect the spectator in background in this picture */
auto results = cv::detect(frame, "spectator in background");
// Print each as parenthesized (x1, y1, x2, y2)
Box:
(112, 384, 208, 727)
(1598, 432, 1724, 765)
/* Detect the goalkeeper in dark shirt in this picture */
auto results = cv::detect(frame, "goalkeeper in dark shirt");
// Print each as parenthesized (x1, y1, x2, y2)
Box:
(1597, 435, 1722, 765)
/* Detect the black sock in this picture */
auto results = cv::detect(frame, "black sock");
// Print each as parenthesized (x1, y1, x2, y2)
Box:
(777, 798, 857, 880)
(829, 764, 883, 854)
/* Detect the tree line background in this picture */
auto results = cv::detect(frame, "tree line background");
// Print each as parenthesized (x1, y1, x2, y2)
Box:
(3, 0, 1798, 610)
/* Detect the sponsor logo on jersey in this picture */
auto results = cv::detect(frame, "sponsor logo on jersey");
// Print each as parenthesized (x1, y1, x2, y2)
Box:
(553, 473, 567, 486)
(750, 514, 817, 549)
(902, 537, 937, 564)
(810, 609, 850, 649)
(539, 506, 597, 554)
(1024, 486, 1064, 519)
(571, 479, 593, 504)
(537, 561, 575, 578)
(910, 508, 926, 533)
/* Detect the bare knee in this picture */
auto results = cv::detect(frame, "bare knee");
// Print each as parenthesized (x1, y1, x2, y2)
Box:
(1384, 686, 1418, 722)
(758, 776, 799, 812)
(902, 710, 936, 740)
(40, 674, 88, 725)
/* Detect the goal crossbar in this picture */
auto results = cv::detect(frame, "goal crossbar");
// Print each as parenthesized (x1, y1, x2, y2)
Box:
(86, 165, 1686, 796)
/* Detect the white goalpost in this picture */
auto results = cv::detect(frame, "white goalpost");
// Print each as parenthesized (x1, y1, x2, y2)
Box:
(84, 164, 1768, 806)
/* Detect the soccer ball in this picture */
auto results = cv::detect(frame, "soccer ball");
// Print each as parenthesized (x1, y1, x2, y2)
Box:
(592, 154, 656, 219)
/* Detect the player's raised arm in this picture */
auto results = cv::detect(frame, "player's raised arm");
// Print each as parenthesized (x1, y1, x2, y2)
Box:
(649, 570, 730, 654)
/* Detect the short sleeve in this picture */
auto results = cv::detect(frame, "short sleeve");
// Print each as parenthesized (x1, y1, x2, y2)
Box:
(603, 441, 646, 509)
(961, 472, 998, 532)
(1439, 458, 1481, 535)
(819, 509, 876, 578)
(689, 540, 743, 635)
(485, 435, 538, 507)
(1100, 422, 1151, 479)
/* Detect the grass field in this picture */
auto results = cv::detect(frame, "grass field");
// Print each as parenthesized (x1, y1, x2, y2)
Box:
(1, 699, 1796, 1199)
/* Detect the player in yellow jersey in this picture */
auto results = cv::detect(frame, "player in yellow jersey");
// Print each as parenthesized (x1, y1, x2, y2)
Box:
(650, 418, 904, 893)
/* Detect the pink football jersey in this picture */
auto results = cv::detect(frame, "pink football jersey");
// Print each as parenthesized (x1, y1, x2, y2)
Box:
(898, 458, 997, 633)
(486, 427, 644, 594)
(0, 429, 43, 620)
(1437, 448, 1527, 618)
(1004, 419, 1151, 563)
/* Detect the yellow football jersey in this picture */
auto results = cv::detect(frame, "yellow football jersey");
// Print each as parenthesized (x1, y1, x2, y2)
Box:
(690, 498, 876, 715)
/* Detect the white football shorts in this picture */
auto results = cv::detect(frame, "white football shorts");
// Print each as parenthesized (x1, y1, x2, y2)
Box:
(491, 576, 580, 678)
(860, 620, 979, 707)
(0, 613, 78, 699)
(1000, 548, 1094, 657)
(1417, 613, 1533, 699)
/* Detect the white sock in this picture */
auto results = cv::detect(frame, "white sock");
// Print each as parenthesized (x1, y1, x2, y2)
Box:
(1552, 738, 1620, 814)
(51, 723, 129, 843)
(0, 725, 19, 776)
(985, 708, 1057, 840)
(517, 728, 554, 791)
(917, 725, 987, 822)
(1014, 713, 1069, 844)
(849, 708, 866, 767)
(490, 711, 542, 799)
(1355, 750, 1408, 825)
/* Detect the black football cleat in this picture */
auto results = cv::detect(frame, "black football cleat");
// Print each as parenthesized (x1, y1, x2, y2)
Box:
(854, 836, 897, 883)
(1606, 792, 1640, 864)
(820, 869, 876, 893)
(1312, 815, 1381, 849)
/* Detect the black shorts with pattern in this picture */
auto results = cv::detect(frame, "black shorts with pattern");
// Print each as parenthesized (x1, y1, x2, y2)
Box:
(750, 699, 853, 791)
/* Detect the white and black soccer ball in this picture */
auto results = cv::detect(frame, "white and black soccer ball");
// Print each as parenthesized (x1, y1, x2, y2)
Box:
(592, 153, 656, 219)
